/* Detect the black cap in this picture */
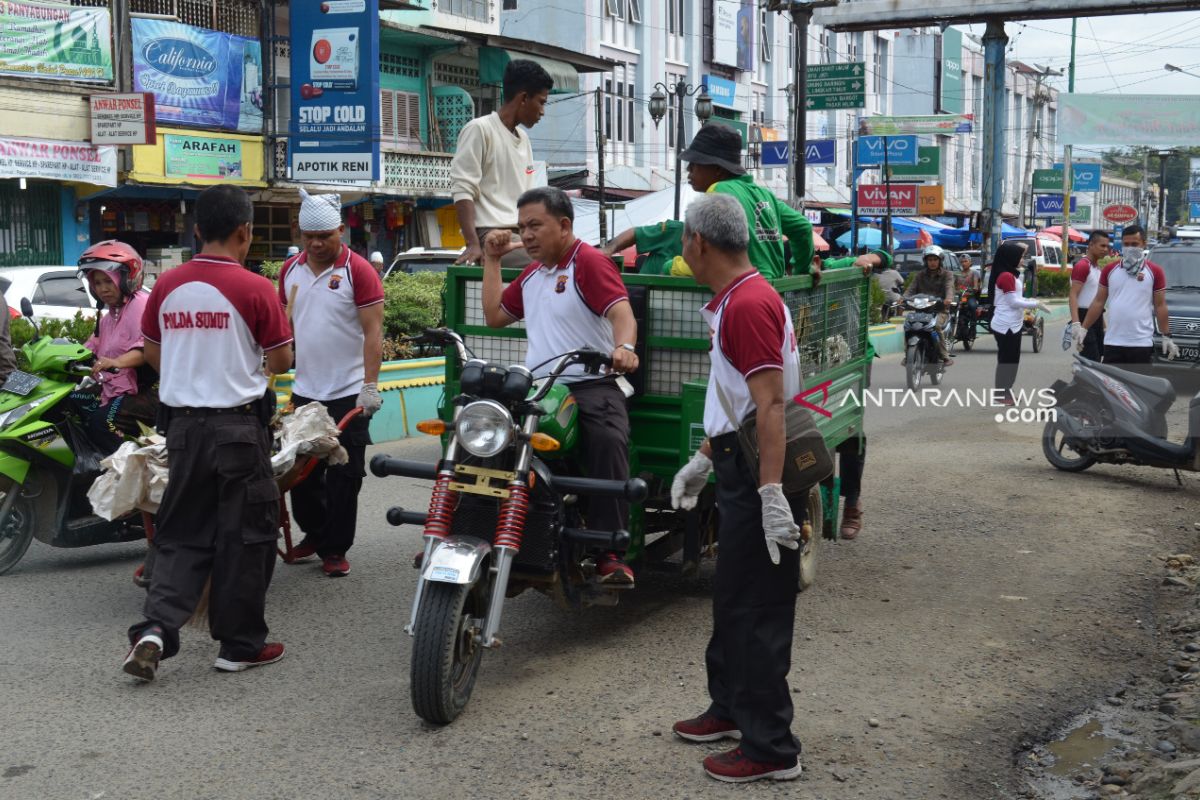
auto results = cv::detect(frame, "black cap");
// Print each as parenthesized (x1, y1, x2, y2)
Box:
(679, 124, 746, 176)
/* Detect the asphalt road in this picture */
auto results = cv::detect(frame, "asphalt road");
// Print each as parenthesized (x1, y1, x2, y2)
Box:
(3, 335, 1200, 800)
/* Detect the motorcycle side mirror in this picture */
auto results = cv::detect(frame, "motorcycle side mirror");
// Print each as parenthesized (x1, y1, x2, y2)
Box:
(19, 297, 32, 319)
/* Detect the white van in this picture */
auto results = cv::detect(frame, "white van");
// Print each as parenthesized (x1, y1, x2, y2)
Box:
(1005, 236, 1065, 271)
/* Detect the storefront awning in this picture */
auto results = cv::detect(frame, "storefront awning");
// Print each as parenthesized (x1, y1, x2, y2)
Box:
(380, 19, 466, 51)
(479, 47, 581, 94)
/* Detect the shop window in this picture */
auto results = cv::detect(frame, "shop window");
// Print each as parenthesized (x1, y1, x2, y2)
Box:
(33, 274, 90, 308)
(0, 181, 62, 267)
(442, 0, 488, 21)
(381, 89, 423, 151)
(250, 204, 297, 263)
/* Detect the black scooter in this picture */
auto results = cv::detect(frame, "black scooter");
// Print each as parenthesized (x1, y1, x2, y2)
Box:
(1043, 355, 1199, 479)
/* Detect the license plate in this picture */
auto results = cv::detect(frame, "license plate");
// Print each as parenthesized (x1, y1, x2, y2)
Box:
(1179, 347, 1200, 362)
(1, 370, 41, 396)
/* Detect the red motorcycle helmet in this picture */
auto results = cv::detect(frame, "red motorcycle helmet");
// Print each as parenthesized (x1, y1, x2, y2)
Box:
(78, 240, 143, 299)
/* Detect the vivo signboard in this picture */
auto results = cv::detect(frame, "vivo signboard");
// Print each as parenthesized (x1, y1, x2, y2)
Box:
(856, 135, 918, 167)
(813, 1, 1199, 32)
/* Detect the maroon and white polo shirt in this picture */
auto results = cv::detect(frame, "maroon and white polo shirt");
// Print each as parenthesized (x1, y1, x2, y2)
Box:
(700, 271, 800, 438)
(1099, 260, 1167, 347)
(142, 255, 293, 408)
(499, 239, 628, 382)
(279, 243, 384, 401)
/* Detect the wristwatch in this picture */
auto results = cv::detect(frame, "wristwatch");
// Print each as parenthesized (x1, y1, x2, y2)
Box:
(617, 343, 636, 354)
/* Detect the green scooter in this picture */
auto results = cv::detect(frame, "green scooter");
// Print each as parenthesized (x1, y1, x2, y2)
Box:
(0, 299, 145, 575)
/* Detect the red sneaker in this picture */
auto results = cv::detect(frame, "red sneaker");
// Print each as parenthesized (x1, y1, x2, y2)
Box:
(322, 555, 350, 577)
(288, 539, 317, 561)
(596, 552, 634, 586)
(673, 713, 741, 743)
(122, 633, 163, 682)
(214, 642, 285, 673)
(703, 746, 802, 783)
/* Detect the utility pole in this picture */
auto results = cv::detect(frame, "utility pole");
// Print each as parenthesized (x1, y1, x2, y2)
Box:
(1019, 66, 1060, 228)
(595, 87, 607, 244)
(1060, 18, 1076, 253)
(979, 20, 1008, 261)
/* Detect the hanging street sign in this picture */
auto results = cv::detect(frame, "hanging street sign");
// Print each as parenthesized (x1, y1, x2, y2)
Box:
(856, 134, 919, 167)
(1035, 195, 1077, 216)
(858, 114, 973, 136)
(805, 62, 866, 111)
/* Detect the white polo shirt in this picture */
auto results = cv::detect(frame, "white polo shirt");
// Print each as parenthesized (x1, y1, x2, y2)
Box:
(142, 255, 293, 408)
(500, 239, 628, 382)
(1071, 257, 1102, 309)
(1099, 260, 1167, 347)
(701, 270, 801, 438)
(279, 244, 385, 401)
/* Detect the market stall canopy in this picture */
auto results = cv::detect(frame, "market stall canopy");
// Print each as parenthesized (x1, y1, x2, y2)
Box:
(813, 230, 830, 251)
(1040, 225, 1087, 243)
(836, 228, 898, 249)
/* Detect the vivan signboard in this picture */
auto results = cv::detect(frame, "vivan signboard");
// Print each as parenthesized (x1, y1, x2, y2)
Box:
(857, 184, 918, 215)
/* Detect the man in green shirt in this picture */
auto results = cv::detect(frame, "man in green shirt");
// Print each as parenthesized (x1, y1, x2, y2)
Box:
(602, 125, 817, 281)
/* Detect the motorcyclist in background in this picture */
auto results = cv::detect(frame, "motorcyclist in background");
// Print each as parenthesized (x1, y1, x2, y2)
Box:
(904, 245, 956, 364)
(71, 241, 159, 454)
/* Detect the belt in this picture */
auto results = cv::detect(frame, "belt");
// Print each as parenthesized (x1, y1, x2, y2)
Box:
(169, 404, 257, 416)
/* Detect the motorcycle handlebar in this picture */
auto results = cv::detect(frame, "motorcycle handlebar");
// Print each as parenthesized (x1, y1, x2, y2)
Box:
(369, 455, 438, 481)
(386, 506, 428, 527)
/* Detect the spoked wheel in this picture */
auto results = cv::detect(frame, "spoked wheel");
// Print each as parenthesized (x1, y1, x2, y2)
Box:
(1032, 317, 1045, 353)
(799, 486, 821, 592)
(0, 478, 35, 576)
(1042, 407, 1098, 472)
(410, 580, 487, 724)
(905, 343, 924, 390)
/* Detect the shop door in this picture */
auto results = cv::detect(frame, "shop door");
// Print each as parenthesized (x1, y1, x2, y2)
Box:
(0, 183, 62, 266)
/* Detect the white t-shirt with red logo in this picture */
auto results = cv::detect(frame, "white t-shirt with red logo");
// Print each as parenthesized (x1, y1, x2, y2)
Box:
(279, 244, 385, 401)
(499, 239, 628, 382)
(701, 271, 801, 438)
(1071, 257, 1103, 309)
(142, 255, 293, 408)
(1099, 260, 1167, 347)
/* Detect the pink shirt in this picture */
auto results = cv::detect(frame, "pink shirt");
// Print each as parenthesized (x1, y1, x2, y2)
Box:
(86, 291, 149, 404)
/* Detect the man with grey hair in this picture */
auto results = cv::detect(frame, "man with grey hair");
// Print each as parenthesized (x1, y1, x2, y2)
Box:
(668, 193, 804, 783)
(481, 186, 640, 585)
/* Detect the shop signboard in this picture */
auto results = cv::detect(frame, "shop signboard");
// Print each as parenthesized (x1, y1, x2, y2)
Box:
(1035, 195, 1077, 217)
(856, 184, 918, 215)
(889, 146, 940, 180)
(289, 0, 380, 182)
(132, 19, 263, 133)
(0, 0, 113, 83)
(164, 134, 242, 180)
(1102, 204, 1138, 224)
(859, 114, 973, 136)
(805, 139, 836, 166)
(939, 28, 964, 114)
(0, 136, 116, 187)
(90, 93, 156, 145)
(713, 0, 754, 71)
(856, 135, 919, 167)
(918, 185, 944, 216)
(1058, 94, 1200, 146)
(703, 75, 737, 109)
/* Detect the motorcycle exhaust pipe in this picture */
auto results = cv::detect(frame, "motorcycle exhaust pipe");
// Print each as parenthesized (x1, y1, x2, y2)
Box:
(370, 455, 438, 481)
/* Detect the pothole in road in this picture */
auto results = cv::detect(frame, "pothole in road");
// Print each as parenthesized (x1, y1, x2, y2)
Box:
(1046, 719, 1122, 777)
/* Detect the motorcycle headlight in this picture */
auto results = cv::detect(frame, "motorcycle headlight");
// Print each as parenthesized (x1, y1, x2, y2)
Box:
(455, 400, 514, 458)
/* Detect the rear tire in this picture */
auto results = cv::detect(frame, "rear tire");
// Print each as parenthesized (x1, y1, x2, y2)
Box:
(1042, 412, 1098, 472)
(1032, 318, 1045, 353)
(410, 581, 485, 725)
(0, 478, 35, 576)
(905, 344, 924, 390)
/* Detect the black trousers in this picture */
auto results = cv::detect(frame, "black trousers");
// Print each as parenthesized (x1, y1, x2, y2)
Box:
(289, 393, 371, 558)
(993, 330, 1023, 393)
(704, 432, 802, 764)
(129, 412, 279, 661)
(1077, 307, 1105, 362)
(569, 377, 631, 537)
(837, 436, 865, 505)
(1104, 345, 1153, 365)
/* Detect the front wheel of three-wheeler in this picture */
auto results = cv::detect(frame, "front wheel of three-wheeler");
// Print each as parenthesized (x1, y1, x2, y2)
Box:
(410, 581, 486, 725)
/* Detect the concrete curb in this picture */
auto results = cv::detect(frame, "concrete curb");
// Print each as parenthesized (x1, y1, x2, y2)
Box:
(869, 300, 1070, 356)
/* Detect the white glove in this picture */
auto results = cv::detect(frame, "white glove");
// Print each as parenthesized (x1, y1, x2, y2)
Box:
(357, 382, 383, 417)
(670, 451, 712, 510)
(1036, 301, 1052, 314)
(759, 483, 801, 566)
(1163, 337, 1181, 361)
(1072, 325, 1089, 352)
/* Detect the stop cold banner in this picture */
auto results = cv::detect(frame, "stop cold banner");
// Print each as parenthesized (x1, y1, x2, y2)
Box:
(289, 0, 380, 182)
(131, 19, 263, 133)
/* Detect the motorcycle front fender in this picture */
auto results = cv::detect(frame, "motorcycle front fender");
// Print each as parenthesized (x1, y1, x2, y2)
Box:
(907, 336, 921, 347)
(0, 450, 31, 485)
(421, 535, 492, 585)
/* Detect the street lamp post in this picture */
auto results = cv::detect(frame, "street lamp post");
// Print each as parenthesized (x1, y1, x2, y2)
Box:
(649, 81, 713, 220)
(1165, 63, 1200, 81)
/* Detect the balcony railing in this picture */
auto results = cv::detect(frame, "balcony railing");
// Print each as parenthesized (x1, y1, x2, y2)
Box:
(382, 150, 453, 197)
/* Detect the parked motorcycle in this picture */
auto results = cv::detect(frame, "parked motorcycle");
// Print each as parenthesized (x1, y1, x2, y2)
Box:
(1043, 354, 1199, 478)
(0, 299, 144, 575)
(370, 328, 648, 725)
(903, 294, 955, 390)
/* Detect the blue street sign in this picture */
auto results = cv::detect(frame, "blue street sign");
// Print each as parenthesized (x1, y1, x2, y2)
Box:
(1191, 201, 1200, 220)
(761, 142, 789, 167)
(1188, 190, 1200, 203)
(1052, 163, 1102, 193)
(1036, 195, 1077, 216)
(856, 135, 919, 167)
(805, 138, 836, 166)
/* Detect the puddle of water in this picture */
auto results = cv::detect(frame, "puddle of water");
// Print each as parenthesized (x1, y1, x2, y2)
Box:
(1046, 719, 1121, 777)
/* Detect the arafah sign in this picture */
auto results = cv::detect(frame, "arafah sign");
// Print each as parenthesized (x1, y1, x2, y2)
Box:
(132, 19, 263, 133)
(289, 0, 380, 182)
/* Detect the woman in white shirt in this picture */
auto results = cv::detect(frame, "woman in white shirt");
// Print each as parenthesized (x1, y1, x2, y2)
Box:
(990, 242, 1050, 406)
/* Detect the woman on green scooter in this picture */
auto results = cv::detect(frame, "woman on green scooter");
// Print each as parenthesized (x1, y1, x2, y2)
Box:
(72, 241, 159, 453)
